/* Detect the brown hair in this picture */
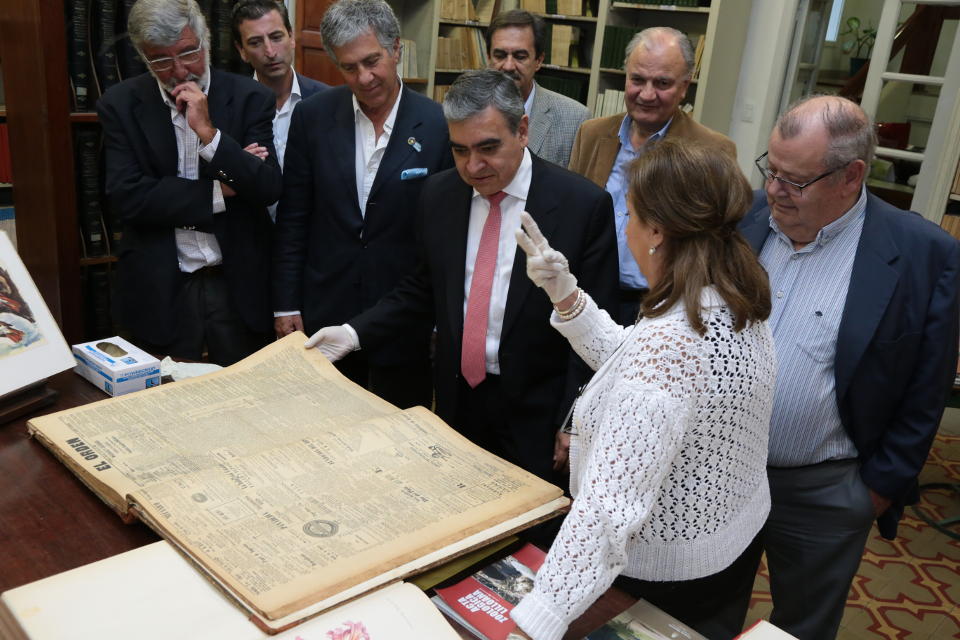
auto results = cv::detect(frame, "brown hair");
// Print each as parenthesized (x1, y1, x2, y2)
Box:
(629, 138, 770, 334)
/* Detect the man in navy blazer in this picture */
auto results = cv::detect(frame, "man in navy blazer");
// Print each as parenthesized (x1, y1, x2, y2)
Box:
(738, 95, 960, 640)
(232, 0, 327, 203)
(98, 0, 281, 366)
(272, 0, 453, 408)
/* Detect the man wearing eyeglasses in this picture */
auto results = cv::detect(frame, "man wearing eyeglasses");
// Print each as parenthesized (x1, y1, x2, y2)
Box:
(97, 0, 281, 366)
(738, 95, 960, 640)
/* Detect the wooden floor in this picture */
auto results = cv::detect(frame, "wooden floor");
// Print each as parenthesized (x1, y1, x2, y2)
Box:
(745, 408, 960, 639)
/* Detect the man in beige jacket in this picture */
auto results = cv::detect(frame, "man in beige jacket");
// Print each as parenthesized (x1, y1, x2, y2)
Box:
(568, 26, 735, 324)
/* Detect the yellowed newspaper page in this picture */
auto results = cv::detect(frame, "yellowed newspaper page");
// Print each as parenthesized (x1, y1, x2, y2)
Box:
(27, 334, 563, 624)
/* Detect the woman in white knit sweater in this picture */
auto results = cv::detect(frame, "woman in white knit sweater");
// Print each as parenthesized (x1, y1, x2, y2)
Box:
(510, 139, 776, 640)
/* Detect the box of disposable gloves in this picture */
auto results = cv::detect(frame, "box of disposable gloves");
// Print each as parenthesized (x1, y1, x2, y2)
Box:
(72, 336, 160, 396)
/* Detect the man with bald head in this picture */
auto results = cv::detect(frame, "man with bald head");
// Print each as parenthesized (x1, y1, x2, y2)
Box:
(568, 26, 735, 324)
(739, 95, 960, 639)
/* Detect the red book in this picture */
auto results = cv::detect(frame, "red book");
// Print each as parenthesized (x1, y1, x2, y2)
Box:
(433, 543, 546, 640)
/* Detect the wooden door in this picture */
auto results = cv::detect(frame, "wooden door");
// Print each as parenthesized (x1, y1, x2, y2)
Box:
(296, 0, 343, 86)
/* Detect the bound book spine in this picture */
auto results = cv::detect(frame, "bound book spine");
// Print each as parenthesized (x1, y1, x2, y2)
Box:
(75, 128, 107, 258)
(91, 0, 121, 95)
(66, 0, 93, 111)
(116, 0, 147, 81)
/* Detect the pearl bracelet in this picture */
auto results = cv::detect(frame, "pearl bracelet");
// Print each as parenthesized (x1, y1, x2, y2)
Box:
(555, 288, 585, 321)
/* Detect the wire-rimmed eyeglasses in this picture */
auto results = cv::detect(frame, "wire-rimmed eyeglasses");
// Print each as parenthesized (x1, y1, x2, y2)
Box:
(754, 151, 844, 196)
(145, 46, 203, 72)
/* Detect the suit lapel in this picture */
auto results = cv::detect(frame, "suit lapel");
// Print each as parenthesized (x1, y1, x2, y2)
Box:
(592, 118, 621, 187)
(528, 87, 551, 157)
(835, 199, 900, 401)
(501, 155, 560, 340)
(369, 87, 418, 201)
(205, 71, 232, 138)
(330, 92, 362, 215)
(445, 180, 474, 345)
(741, 208, 772, 253)
(133, 75, 178, 176)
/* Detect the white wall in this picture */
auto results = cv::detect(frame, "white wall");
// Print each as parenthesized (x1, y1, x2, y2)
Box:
(727, 0, 801, 185)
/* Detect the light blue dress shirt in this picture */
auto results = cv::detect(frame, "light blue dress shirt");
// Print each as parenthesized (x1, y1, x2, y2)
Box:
(760, 187, 867, 466)
(604, 115, 672, 289)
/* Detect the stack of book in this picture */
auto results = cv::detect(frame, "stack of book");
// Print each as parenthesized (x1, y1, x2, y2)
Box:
(600, 25, 636, 70)
(436, 27, 489, 70)
(544, 23, 585, 68)
(594, 88, 625, 118)
(522, 0, 584, 14)
(400, 38, 419, 78)
(439, 0, 479, 22)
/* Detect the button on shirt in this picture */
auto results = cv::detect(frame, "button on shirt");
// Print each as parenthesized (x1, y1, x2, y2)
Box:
(761, 186, 867, 467)
(604, 116, 671, 289)
(354, 80, 403, 217)
(157, 74, 226, 273)
(463, 148, 533, 375)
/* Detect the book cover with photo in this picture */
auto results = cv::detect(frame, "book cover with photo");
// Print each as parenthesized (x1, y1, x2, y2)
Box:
(432, 543, 546, 640)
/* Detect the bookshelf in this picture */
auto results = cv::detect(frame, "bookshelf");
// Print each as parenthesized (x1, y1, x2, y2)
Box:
(380, 0, 750, 134)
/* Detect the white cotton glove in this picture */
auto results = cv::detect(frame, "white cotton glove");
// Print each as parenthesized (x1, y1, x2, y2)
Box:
(515, 211, 578, 304)
(304, 324, 359, 362)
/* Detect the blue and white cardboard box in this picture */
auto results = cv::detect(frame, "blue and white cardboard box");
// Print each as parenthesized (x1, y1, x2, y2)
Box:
(72, 336, 161, 396)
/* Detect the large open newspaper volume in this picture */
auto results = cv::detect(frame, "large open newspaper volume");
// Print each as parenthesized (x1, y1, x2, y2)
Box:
(27, 333, 569, 633)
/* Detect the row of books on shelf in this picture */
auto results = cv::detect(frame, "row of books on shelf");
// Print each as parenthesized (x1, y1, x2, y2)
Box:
(600, 25, 705, 76)
(399, 38, 420, 79)
(436, 27, 489, 70)
(521, 0, 589, 16)
(66, 0, 246, 112)
(538, 74, 587, 104)
(615, 0, 709, 6)
(594, 88, 625, 118)
(74, 128, 120, 260)
(544, 23, 588, 68)
(440, 0, 501, 23)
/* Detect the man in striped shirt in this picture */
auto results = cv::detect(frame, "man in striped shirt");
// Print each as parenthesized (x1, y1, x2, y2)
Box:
(738, 95, 960, 640)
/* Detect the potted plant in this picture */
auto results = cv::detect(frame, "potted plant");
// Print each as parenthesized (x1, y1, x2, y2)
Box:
(840, 16, 876, 76)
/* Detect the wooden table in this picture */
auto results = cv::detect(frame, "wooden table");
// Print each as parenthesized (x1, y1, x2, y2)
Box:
(0, 372, 634, 638)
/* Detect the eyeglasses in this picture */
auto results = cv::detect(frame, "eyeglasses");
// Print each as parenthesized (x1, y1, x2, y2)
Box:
(145, 46, 203, 72)
(754, 151, 844, 196)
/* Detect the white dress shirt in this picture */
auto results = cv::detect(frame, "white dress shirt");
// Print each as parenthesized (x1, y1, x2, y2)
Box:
(462, 148, 533, 375)
(258, 69, 302, 221)
(156, 70, 225, 273)
(353, 80, 403, 217)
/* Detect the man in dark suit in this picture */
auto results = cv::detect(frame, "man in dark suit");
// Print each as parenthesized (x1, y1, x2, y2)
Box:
(98, 0, 281, 365)
(232, 0, 326, 222)
(272, 0, 452, 409)
(305, 70, 618, 483)
(737, 95, 960, 640)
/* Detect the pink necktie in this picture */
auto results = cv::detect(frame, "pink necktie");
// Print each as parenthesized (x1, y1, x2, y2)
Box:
(461, 191, 507, 388)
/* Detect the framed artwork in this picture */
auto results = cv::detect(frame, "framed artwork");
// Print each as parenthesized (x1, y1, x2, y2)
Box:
(0, 231, 75, 397)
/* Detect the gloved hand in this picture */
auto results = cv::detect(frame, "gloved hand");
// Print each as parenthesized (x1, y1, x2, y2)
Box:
(515, 211, 578, 304)
(304, 324, 359, 362)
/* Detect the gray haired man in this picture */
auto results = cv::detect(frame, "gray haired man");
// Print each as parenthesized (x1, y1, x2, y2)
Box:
(305, 70, 618, 484)
(97, 0, 281, 365)
(272, 0, 452, 409)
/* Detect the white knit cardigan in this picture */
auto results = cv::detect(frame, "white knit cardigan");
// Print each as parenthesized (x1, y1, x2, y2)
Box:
(511, 288, 776, 640)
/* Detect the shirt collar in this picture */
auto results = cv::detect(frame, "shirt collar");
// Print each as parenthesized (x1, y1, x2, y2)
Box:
(156, 64, 211, 111)
(617, 114, 673, 149)
(472, 147, 533, 201)
(253, 67, 302, 105)
(523, 82, 536, 116)
(768, 184, 867, 249)
(352, 76, 404, 132)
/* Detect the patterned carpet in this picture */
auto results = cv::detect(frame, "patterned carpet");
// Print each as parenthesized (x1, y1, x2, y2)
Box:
(745, 408, 960, 639)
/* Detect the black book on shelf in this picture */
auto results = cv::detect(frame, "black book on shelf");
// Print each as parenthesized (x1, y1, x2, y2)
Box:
(84, 264, 114, 340)
(211, 0, 237, 71)
(91, 0, 122, 95)
(65, 0, 94, 111)
(116, 0, 147, 80)
(75, 128, 107, 258)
